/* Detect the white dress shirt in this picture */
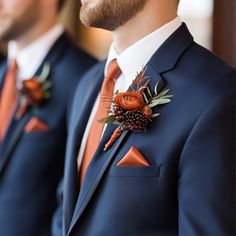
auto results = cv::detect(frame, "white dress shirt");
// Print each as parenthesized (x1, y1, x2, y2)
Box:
(8, 24, 64, 87)
(77, 16, 182, 167)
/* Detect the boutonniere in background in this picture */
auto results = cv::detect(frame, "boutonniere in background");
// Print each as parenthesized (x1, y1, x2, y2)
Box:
(100, 67, 173, 151)
(16, 63, 52, 119)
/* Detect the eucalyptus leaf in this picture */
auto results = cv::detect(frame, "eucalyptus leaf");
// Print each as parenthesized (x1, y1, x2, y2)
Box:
(142, 92, 149, 103)
(161, 95, 173, 99)
(149, 98, 171, 107)
(152, 92, 173, 101)
(42, 81, 52, 90)
(156, 89, 169, 98)
(154, 81, 159, 96)
(99, 115, 116, 124)
(38, 63, 50, 82)
(113, 120, 122, 126)
(156, 98, 171, 104)
(152, 113, 160, 118)
(146, 86, 153, 98)
(138, 86, 148, 92)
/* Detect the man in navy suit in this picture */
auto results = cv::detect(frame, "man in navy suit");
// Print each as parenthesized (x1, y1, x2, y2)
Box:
(53, 0, 235, 235)
(0, 0, 96, 235)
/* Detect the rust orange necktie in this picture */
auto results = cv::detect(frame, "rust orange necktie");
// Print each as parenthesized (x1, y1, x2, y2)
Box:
(0, 59, 18, 141)
(80, 59, 121, 184)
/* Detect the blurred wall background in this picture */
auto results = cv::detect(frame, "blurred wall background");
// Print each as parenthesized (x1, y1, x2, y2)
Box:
(213, 0, 236, 67)
(1, 0, 235, 67)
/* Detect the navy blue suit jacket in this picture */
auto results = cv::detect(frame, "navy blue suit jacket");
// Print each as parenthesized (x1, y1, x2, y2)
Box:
(53, 24, 235, 236)
(0, 33, 96, 235)
(0, 50, 5, 64)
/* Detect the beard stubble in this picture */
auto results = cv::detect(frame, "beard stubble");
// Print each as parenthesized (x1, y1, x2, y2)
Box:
(80, 0, 146, 31)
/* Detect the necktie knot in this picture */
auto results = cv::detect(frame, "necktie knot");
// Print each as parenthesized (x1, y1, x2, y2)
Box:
(105, 59, 121, 81)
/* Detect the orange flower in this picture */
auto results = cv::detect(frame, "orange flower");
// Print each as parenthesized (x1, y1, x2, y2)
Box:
(142, 106, 152, 119)
(23, 78, 44, 106)
(114, 92, 143, 111)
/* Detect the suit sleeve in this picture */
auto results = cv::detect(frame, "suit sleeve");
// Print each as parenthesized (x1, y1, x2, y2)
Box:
(52, 178, 64, 236)
(178, 91, 235, 236)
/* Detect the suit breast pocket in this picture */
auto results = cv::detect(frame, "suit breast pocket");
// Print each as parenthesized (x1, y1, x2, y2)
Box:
(108, 165, 161, 177)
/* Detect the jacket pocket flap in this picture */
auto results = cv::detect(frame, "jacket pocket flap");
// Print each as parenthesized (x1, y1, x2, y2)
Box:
(109, 165, 161, 177)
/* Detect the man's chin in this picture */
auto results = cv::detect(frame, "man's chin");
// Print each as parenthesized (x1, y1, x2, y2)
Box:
(0, 30, 9, 41)
(0, 29, 16, 42)
(0, 20, 13, 41)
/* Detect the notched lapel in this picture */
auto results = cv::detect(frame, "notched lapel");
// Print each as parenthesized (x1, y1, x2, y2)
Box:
(149, 23, 193, 74)
(63, 64, 105, 234)
(0, 112, 32, 175)
(70, 66, 104, 135)
(68, 125, 130, 235)
(0, 61, 7, 91)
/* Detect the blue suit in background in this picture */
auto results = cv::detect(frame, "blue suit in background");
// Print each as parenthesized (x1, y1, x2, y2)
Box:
(53, 24, 235, 236)
(0, 33, 96, 235)
(0, 50, 5, 64)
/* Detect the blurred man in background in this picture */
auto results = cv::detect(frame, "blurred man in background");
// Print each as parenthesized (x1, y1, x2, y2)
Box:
(0, 0, 95, 234)
(53, 0, 235, 235)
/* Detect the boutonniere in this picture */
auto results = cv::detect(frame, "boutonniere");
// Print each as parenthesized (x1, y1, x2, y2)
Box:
(16, 63, 52, 119)
(100, 67, 173, 151)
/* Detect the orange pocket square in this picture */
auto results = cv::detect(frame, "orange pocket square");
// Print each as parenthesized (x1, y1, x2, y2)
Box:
(117, 146, 150, 167)
(24, 117, 49, 133)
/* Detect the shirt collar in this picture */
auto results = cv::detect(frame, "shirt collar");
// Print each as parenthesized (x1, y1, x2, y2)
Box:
(105, 16, 182, 81)
(8, 23, 64, 80)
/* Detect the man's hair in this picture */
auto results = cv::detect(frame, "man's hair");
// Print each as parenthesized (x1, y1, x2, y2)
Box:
(58, 0, 66, 12)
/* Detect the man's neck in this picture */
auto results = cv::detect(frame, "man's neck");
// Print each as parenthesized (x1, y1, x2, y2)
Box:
(112, 1, 178, 54)
(14, 19, 58, 50)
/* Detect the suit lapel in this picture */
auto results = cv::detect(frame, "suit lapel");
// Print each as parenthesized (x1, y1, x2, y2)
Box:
(34, 33, 71, 76)
(0, 33, 72, 173)
(63, 63, 105, 234)
(148, 23, 193, 74)
(67, 23, 194, 234)
(0, 112, 32, 175)
(0, 61, 7, 91)
(68, 126, 130, 235)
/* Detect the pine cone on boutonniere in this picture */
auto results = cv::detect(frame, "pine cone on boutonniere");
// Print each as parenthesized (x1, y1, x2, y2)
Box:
(100, 67, 173, 151)
(16, 63, 52, 119)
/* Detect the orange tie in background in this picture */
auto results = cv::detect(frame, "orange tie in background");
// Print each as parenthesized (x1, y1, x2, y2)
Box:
(80, 59, 121, 184)
(0, 59, 18, 141)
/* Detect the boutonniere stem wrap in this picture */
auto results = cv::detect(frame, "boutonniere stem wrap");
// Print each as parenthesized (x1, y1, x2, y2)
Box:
(16, 63, 52, 119)
(100, 67, 173, 151)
